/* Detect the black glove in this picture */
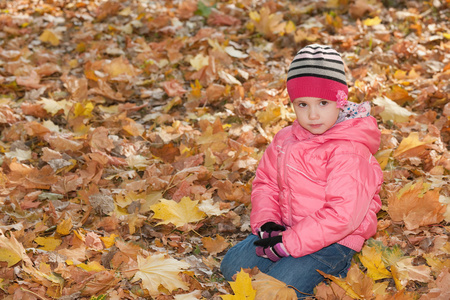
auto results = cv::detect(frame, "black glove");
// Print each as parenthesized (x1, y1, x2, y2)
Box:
(258, 222, 285, 239)
(254, 236, 289, 262)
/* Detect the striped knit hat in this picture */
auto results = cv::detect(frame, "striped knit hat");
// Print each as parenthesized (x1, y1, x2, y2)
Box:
(287, 44, 348, 108)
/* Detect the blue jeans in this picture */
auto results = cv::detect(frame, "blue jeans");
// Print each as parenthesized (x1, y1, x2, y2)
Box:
(220, 234, 355, 298)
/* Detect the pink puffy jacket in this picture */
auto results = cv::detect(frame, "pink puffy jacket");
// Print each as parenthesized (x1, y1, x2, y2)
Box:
(250, 116, 383, 258)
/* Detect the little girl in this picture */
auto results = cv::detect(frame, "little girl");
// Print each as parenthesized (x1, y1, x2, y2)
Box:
(220, 44, 383, 297)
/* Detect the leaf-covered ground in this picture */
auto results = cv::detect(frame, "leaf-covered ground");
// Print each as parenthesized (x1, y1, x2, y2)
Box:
(0, 0, 449, 299)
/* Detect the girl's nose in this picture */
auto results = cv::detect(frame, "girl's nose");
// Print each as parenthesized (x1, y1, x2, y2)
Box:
(308, 108, 319, 120)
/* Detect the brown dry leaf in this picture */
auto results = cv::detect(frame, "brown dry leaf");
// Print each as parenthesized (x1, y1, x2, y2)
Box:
(388, 180, 446, 230)
(419, 267, 450, 300)
(45, 134, 84, 152)
(81, 270, 120, 296)
(62, 75, 88, 102)
(162, 79, 187, 97)
(89, 79, 126, 101)
(103, 56, 142, 79)
(251, 271, 297, 300)
(314, 281, 353, 300)
(89, 126, 115, 152)
(202, 234, 229, 255)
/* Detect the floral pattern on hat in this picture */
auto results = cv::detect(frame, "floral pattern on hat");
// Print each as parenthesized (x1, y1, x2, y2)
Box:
(336, 90, 348, 108)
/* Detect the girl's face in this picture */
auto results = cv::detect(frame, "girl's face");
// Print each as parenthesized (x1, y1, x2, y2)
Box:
(292, 97, 340, 135)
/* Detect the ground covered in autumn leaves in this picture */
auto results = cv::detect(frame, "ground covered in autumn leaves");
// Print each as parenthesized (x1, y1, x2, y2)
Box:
(0, 0, 449, 299)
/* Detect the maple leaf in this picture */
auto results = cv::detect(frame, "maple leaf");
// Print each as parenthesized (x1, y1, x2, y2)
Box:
(318, 263, 377, 299)
(221, 269, 256, 300)
(372, 96, 416, 123)
(393, 132, 436, 159)
(202, 234, 229, 255)
(256, 101, 287, 127)
(358, 245, 392, 280)
(0, 230, 33, 267)
(132, 254, 190, 296)
(251, 271, 297, 300)
(150, 197, 206, 229)
(249, 7, 286, 38)
(198, 198, 230, 216)
(34, 236, 62, 251)
(39, 29, 60, 46)
(388, 180, 446, 230)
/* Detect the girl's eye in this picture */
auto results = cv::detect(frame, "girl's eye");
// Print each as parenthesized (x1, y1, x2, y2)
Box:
(298, 103, 307, 108)
(320, 101, 328, 106)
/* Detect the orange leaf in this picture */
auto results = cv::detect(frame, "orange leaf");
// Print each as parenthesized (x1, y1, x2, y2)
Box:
(388, 180, 446, 230)
(202, 234, 229, 255)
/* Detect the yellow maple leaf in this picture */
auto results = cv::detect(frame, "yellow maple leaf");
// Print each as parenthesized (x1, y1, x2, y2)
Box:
(56, 218, 73, 235)
(150, 197, 206, 228)
(0, 231, 32, 267)
(249, 7, 286, 38)
(39, 29, 60, 46)
(190, 79, 203, 97)
(73, 101, 94, 117)
(77, 261, 105, 272)
(358, 245, 392, 280)
(221, 269, 256, 300)
(256, 101, 287, 127)
(132, 254, 189, 296)
(363, 16, 382, 26)
(374, 149, 393, 170)
(34, 236, 62, 251)
(100, 234, 119, 248)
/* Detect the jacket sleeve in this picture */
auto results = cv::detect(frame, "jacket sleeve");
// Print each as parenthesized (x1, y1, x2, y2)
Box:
(282, 151, 382, 257)
(250, 139, 283, 235)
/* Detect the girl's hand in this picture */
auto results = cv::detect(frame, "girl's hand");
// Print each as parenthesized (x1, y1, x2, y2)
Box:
(254, 236, 289, 262)
(258, 222, 285, 239)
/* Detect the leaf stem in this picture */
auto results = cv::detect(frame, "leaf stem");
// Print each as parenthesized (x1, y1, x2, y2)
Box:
(20, 288, 47, 300)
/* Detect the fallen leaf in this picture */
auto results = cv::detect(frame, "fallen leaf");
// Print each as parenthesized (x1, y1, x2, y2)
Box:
(0, 230, 32, 267)
(358, 245, 392, 280)
(388, 180, 446, 230)
(39, 29, 60, 46)
(363, 16, 382, 26)
(221, 269, 256, 300)
(150, 197, 206, 228)
(202, 234, 229, 255)
(373, 96, 416, 123)
(132, 253, 190, 296)
(56, 218, 73, 235)
(34, 236, 62, 251)
(251, 271, 297, 299)
(393, 132, 436, 159)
